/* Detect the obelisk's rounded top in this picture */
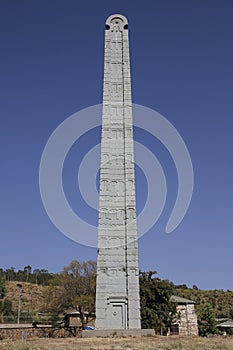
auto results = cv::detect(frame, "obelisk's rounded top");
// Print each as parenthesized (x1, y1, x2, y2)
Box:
(105, 14, 128, 30)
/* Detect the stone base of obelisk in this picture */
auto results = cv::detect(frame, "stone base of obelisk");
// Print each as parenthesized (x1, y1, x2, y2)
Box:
(82, 329, 155, 337)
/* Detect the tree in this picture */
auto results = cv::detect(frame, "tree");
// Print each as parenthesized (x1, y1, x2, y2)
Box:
(0, 299, 15, 323)
(229, 308, 233, 320)
(32, 268, 52, 285)
(193, 285, 199, 290)
(24, 265, 32, 282)
(198, 302, 217, 336)
(1, 299, 13, 316)
(139, 271, 176, 335)
(0, 276, 5, 299)
(5, 267, 15, 281)
(44, 260, 96, 328)
(73, 295, 95, 327)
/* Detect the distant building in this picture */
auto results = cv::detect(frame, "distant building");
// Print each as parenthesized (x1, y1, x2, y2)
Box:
(169, 295, 198, 336)
(61, 311, 95, 335)
(217, 320, 233, 335)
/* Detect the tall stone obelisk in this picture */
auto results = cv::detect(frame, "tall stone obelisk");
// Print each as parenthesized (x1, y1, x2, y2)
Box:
(95, 14, 141, 330)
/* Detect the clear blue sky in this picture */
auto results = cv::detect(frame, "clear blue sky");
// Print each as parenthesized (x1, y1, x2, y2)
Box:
(1, 0, 232, 290)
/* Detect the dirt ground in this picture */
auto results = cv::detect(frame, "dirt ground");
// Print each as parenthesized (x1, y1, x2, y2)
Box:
(1, 336, 233, 350)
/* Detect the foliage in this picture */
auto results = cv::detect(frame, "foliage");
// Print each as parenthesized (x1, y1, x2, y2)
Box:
(44, 260, 96, 328)
(0, 299, 15, 323)
(175, 287, 233, 320)
(1, 299, 13, 316)
(197, 302, 217, 336)
(139, 271, 176, 334)
(1, 261, 233, 335)
(0, 275, 5, 299)
(0, 266, 52, 285)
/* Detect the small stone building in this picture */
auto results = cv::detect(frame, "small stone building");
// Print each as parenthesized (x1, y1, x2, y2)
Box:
(62, 311, 95, 329)
(169, 295, 198, 336)
(217, 320, 233, 335)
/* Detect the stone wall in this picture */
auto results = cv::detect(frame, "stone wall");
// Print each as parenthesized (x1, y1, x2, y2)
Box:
(176, 304, 198, 336)
(0, 324, 67, 340)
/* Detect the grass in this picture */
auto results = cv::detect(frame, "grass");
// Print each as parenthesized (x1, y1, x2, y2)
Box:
(0, 336, 233, 350)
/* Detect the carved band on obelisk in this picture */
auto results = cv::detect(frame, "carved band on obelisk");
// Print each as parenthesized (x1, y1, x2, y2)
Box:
(95, 14, 141, 330)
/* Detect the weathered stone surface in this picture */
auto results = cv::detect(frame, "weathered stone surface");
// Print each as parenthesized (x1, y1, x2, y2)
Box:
(0, 324, 67, 340)
(95, 14, 141, 330)
(170, 296, 199, 336)
(176, 304, 198, 336)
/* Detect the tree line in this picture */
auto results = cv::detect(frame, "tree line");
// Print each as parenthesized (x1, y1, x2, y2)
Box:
(0, 266, 53, 285)
(1, 261, 233, 336)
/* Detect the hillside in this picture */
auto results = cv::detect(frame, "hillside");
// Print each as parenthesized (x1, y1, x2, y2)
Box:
(5, 281, 47, 315)
(174, 286, 233, 319)
(2, 280, 233, 322)
(1, 263, 233, 332)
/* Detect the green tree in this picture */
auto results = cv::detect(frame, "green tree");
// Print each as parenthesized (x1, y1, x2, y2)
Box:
(24, 265, 32, 282)
(32, 268, 52, 285)
(5, 267, 15, 281)
(0, 299, 15, 323)
(44, 260, 96, 328)
(0, 276, 5, 299)
(1, 299, 13, 316)
(229, 308, 233, 320)
(139, 271, 176, 335)
(198, 302, 217, 336)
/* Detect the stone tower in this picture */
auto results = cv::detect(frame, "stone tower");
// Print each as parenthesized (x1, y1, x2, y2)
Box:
(95, 14, 141, 330)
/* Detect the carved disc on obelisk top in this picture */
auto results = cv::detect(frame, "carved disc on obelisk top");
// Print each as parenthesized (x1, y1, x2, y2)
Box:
(95, 14, 141, 330)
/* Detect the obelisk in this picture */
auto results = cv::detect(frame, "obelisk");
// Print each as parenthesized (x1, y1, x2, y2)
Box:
(95, 14, 141, 330)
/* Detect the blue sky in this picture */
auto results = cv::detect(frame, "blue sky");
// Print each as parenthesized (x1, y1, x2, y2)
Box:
(1, 0, 233, 290)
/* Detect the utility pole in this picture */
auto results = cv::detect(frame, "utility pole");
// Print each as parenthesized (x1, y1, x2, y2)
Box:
(17, 284, 24, 325)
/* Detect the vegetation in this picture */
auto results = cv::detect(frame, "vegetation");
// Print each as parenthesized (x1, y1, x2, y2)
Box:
(1, 261, 233, 336)
(139, 271, 176, 334)
(0, 276, 5, 299)
(0, 276, 15, 322)
(0, 299, 14, 323)
(0, 267, 52, 285)
(2, 336, 233, 350)
(174, 285, 233, 320)
(197, 302, 217, 336)
(44, 260, 96, 328)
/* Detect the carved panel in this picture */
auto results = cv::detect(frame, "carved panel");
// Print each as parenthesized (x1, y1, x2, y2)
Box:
(127, 208, 136, 220)
(125, 128, 132, 138)
(102, 154, 124, 167)
(126, 179, 134, 190)
(105, 40, 111, 50)
(112, 155, 124, 166)
(124, 105, 132, 117)
(104, 81, 111, 94)
(100, 180, 108, 192)
(111, 41, 122, 50)
(102, 153, 109, 163)
(100, 180, 125, 196)
(106, 268, 117, 277)
(102, 128, 124, 140)
(112, 128, 123, 139)
(111, 83, 123, 94)
(99, 208, 125, 222)
(128, 268, 139, 276)
(126, 153, 133, 164)
(111, 106, 123, 117)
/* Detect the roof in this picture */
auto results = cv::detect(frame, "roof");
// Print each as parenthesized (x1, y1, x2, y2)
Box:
(217, 320, 233, 328)
(170, 295, 195, 304)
